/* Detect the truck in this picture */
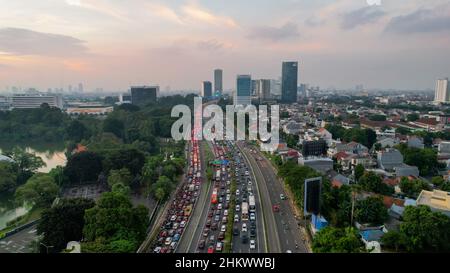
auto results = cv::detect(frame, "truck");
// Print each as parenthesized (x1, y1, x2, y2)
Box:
(241, 202, 249, 221)
(249, 195, 256, 212)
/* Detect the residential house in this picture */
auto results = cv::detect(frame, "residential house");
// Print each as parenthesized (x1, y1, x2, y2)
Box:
(416, 190, 450, 217)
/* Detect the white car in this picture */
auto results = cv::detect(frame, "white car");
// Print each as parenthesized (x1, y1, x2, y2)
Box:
(242, 223, 247, 232)
(236, 189, 240, 195)
(224, 209, 229, 216)
(221, 225, 226, 232)
(248, 181, 252, 186)
(250, 213, 256, 221)
(245, 171, 249, 176)
(226, 189, 230, 194)
(234, 214, 239, 222)
(180, 221, 186, 228)
(218, 203, 223, 210)
(165, 237, 172, 246)
(236, 205, 240, 212)
(250, 240, 256, 249)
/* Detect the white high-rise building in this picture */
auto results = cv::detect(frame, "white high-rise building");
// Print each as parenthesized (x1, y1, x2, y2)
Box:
(258, 79, 271, 102)
(434, 78, 450, 103)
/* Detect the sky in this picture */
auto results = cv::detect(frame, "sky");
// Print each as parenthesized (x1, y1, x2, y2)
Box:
(0, 0, 450, 92)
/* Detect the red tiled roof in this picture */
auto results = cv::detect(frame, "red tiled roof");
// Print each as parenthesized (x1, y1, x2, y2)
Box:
(415, 118, 438, 126)
(331, 180, 343, 188)
(382, 196, 405, 208)
(335, 151, 351, 160)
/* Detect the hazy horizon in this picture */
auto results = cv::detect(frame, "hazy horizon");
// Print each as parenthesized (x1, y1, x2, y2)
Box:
(1, 0, 450, 92)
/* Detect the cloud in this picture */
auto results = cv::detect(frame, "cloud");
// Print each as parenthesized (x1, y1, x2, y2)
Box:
(147, 3, 184, 25)
(182, 4, 238, 28)
(197, 39, 233, 51)
(65, 0, 130, 22)
(247, 22, 300, 42)
(385, 7, 450, 34)
(0, 28, 88, 57)
(341, 6, 386, 30)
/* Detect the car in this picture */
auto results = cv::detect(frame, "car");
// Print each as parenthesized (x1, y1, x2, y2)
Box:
(221, 225, 226, 232)
(173, 222, 179, 229)
(207, 246, 215, 253)
(206, 219, 211, 227)
(280, 194, 286, 200)
(245, 171, 249, 176)
(203, 228, 209, 237)
(236, 205, 240, 212)
(248, 181, 252, 186)
(170, 215, 177, 221)
(209, 235, 215, 242)
(226, 189, 230, 194)
(224, 209, 229, 216)
(241, 234, 248, 244)
(236, 189, 240, 195)
(170, 241, 177, 249)
(233, 228, 240, 236)
(250, 222, 256, 229)
(165, 237, 172, 246)
(250, 240, 256, 249)
(211, 222, 218, 230)
(173, 233, 180, 242)
(250, 229, 256, 238)
(218, 231, 225, 240)
(198, 240, 206, 249)
(208, 211, 214, 217)
(250, 213, 256, 221)
(222, 216, 228, 223)
(226, 195, 230, 202)
(215, 242, 223, 252)
(214, 215, 220, 222)
(234, 214, 240, 222)
(242, 223, 247, 232)
(218, 203, 223, 210)
(153, 246, 161, 253)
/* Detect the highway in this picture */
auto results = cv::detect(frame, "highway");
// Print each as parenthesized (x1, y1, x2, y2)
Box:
(238, 141, 309, 253)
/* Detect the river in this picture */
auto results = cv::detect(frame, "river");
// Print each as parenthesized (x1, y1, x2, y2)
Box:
(0, 144, 67, 230)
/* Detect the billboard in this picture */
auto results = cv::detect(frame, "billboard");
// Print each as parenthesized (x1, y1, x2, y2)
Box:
(304, 177, 322, 216)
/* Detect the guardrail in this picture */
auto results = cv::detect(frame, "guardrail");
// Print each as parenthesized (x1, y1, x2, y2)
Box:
(0, 219, 40, 240)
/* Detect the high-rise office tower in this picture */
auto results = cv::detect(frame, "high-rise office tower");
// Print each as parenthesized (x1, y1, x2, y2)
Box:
(281, 61, 298, 103)
(258, 79, 271, 102)
(434, 78, 450, 103)
(202, 81, 213, 97)
(234, 75, 252, 106)
(214, 69, 223, 96)
(130, 86, 159, 105)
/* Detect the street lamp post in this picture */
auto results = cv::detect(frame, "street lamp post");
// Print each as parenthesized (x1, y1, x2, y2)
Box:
(40, 242, 54, 254)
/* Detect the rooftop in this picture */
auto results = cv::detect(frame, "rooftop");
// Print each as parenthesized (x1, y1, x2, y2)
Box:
(416, 190, 450, 213)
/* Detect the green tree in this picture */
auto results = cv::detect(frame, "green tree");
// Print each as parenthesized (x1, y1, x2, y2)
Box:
(359, 171, 393, 195)
(102, 148, 145, 176)
(150, 176, 173, 201)
(354, 164, 365, 182)
(399, 177, 431, 198)
(354, 196, 388, 226)
(407, 113, 420, 122)
(107, 168, 133, 188)
(0, 162, 17, 193)
(103, 117, 125, 139)
(65, 120, 90, 142)
(396, 144, 438, 176)
(431, 176, 445, 188)
(6, 147, 45, 184)
(312, 227, 365, 253)
(37, 198, 95, 252)
(15, 173, 59, 207)
(64, 151, 103, 184)
(398, 206, 450, 252)
(82, 192, 149, 253)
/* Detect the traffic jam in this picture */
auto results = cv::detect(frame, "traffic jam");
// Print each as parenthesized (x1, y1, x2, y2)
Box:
(152, 134, 202, 254)
(197, 140, 259, 253)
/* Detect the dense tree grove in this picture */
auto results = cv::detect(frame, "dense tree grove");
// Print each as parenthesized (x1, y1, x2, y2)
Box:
(354, 196, 388, 226)
(325, 125, 377, 149)
(396, 143, 439, 176)
(358, 172, 394, 195)
(37, 198, 95, 253)
(312, 227, 365, 253)
(82, 192, 149, 253)
(382, 206, 450, 252)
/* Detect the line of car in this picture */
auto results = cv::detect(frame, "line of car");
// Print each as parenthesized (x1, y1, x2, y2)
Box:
(152, 138, 202, 253)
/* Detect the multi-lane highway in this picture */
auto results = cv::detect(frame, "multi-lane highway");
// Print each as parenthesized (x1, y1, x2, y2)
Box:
(238, 141, 309, 253)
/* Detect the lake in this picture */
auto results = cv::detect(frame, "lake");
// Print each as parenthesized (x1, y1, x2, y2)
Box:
(0, 144, 67, 230)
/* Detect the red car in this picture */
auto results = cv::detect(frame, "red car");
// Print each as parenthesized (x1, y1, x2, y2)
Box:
(207, 246, 215, 253)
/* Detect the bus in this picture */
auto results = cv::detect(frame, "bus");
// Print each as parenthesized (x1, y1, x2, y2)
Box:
(211, 188, 218, 204)
(249, 195, 256, 212)
(241, 202, 249, 221)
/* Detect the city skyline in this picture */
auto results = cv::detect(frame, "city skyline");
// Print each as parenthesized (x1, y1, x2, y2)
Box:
(0, 0, 450, 92)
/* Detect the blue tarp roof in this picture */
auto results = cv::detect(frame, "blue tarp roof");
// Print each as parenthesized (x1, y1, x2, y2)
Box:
(360, 229, 385, 242)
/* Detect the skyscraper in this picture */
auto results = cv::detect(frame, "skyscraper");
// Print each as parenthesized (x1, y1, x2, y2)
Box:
(258, 79, 271, 102)
(201, 81, 213, 97)
(234, 75, 251, 106)
(130, 86, 159, 105)
(281, 61, 298, 103)
(214, 69, 223, 96)
(434, 78, 450, 103)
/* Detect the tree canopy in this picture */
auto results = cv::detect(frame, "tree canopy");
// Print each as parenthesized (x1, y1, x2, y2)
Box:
(312, 227, 365, 253)
(15, 173, 59, 207)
